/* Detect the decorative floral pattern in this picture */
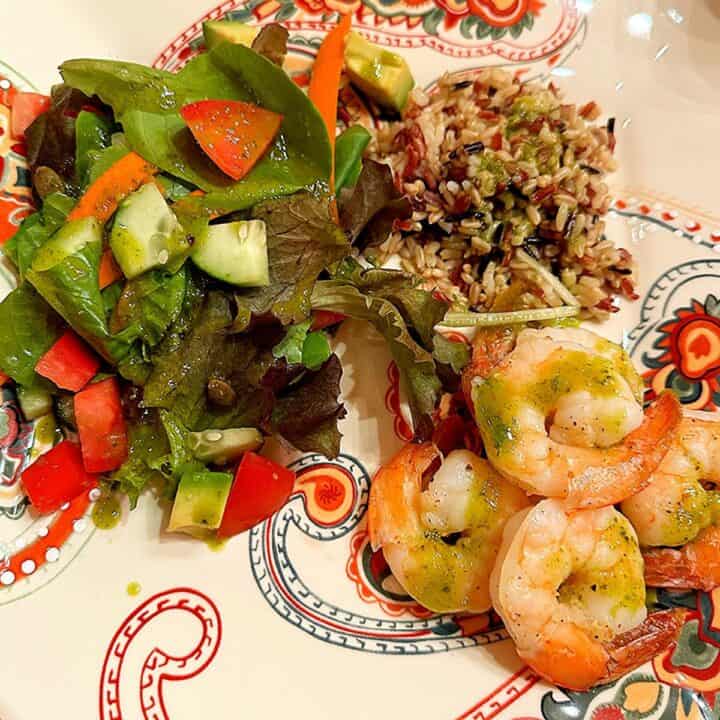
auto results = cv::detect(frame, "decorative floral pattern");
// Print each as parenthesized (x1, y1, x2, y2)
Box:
(154, 0, 582, 68)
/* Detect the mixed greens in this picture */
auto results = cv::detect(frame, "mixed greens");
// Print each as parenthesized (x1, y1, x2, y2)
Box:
(1, 18, 463, 539)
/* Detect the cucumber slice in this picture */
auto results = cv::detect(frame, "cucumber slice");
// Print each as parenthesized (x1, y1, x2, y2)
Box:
(32, 217, 102, 272)
(110, 183, 190, 280)
(191, 220, 269, 287)
(188, 427, 264, 465)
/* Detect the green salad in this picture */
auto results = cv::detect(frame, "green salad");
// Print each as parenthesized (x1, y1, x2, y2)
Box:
(1, 19, 467, 541)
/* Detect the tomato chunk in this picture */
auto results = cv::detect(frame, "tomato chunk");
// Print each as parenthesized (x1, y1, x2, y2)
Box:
(35, 330, 100, 392)
(74, 377, 128, 473)
(311, 310, 346, 331)
(22, 440, 97, 514)
(11, 92, 51, 140)
(180, 100, 283, 181)
(217, 452, 295, 538)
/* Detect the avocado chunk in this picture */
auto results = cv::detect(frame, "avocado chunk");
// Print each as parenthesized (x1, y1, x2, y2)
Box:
(189, 428, 264, 465)
(32, 217, 102, 272)
(191, 219, 269, 287)
(167, 468, 233, 535)
(203, 20, 259, 50)
(343, 32, 415, 112)
(110, 183, 190, 280)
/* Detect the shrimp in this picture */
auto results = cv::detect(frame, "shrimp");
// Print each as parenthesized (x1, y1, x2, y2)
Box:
(463, 326, 682, 508)
(620, 415, 720, 591)
(490, 499, 685, 690)
(368, 443, 530, 613)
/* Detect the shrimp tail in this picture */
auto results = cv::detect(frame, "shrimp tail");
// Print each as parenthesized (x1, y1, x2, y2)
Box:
(565, 391, 682, 510)
(603, 608, 686, 684)
(462, 328, 516, 409)
(644, 525, 720, 592)
(368, 442, 439, 551)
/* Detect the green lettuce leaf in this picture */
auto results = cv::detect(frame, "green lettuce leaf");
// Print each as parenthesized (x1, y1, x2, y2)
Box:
(232, 193, 349, 329)
(0, 284, 65, 387)
(60, 43, 331, 214)
(311, 279, 441, 438)
(433, 333, 470, 374)
(144, 290, 272, 430)
(272, 320, 332, 370)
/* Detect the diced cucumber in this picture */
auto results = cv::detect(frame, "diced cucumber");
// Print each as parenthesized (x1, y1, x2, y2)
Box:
(189, 428, 264, 465)
(191, 220, 269, 287)
(110, 183, 190, 280)
(167, 468, 233, 535)
(32, 217, 102, 272)
(17, 386, 54, 421)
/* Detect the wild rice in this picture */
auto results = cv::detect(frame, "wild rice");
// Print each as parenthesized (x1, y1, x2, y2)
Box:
(368, 70, 637, 319)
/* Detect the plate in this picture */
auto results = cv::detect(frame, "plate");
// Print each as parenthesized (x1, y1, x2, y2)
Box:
(2, 1, 720, 718)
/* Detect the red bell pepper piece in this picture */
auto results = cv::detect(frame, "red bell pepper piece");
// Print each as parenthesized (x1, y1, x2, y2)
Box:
(35, 330, 101, 392)
(217, 452, 295, 538)
(180, 100, 283, 181)
(22, 440, 97, 514)
(10, 92, 51, 140)
(74, 377, 128, 473)
(311, 310, 346, 331)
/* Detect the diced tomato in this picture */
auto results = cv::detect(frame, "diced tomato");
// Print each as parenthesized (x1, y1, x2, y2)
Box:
(180, 100, 283, 181)
(0, 371, 9, 386)
(22, 440, 97, 514)
(10, 92, 51, 140)
(217, 452, 295, 538)
(35, 330, 100, 392)
(311, 310, 346, 331)
(74, 377, 128, 473)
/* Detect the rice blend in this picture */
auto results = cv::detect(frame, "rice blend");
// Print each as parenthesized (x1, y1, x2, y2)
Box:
(368, 69, 637, 319)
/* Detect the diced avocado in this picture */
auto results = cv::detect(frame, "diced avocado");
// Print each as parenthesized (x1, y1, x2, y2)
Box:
(203, 20, 259, 50)
(189, 428, 264, 465)
(110, 183, 190, 280)
(32, 217, 102, 272)
(343, 32, 414, 112)
(167, 469, 233, 535)
(191, 220, 269, 287)
(17, 386, 54, 421)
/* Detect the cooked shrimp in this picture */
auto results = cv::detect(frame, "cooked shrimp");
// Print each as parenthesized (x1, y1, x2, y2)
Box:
(368, 443, 530, 613)
(620, 415, 720, 591)
(464, 327, 681, 508)
(490, 499, 685, 690)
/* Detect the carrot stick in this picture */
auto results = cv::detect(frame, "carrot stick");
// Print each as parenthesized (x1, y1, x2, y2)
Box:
(308, 13, 352, 197)
(67, 151, 158, 224)
(98, 249, 123, 289)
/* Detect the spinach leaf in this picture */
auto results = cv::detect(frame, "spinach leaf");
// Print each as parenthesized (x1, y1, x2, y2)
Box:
(61, 43, 331, 214)
(86, 137, 129, 185)
(232, 193, 349, 329)
(110, 267, 187, 348)
(271, 354, 346, 458)
(335, 125, 372, 193)
(312, 279, 441, 439)
(339, 159, 411, 249)
(75, 110, 112, 186)
(26, 239, 127, 362)
(0, 284, 64, 386)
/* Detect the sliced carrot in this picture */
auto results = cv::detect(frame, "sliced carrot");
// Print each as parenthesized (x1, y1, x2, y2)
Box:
(99, 248, 123, 289)
(67, 151, 158, 224)
(308, 13, 352, 196)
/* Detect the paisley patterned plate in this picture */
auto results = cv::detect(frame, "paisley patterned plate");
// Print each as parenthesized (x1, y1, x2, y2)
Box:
(2, 1, 720, 718)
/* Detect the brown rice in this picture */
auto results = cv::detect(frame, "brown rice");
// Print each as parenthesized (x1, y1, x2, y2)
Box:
(368, 69, 637, 319)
